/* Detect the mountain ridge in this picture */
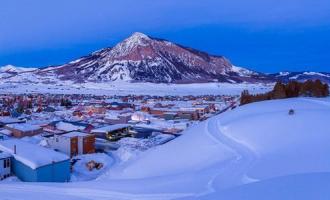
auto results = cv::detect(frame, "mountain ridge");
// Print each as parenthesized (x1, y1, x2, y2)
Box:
(1, 32, 329, 84)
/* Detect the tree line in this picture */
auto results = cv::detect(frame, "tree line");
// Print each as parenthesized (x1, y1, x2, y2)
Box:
(240, 80, 329, 105)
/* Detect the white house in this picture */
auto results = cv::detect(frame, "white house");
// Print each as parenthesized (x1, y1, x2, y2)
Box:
(0, 151, 12, 180)
(47, 132, 95, 157)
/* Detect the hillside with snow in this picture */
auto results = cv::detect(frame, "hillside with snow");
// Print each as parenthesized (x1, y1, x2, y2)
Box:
(1, 97, 330, 199)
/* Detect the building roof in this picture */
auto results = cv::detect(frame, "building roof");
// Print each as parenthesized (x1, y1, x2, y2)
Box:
(0, 117, 24, 124)
(61, 131, 91, 138)
(6, 123, 41, 132)
(0, 150, 11, 160)
(0, 139, 69, 169)
(0, 129, 12, 136)
(91, 124, 130, 133)
(56, 121, 85, 132)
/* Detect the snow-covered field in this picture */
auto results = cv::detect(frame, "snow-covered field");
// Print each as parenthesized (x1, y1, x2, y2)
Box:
(1, 97, 330, 199)
(0, 81, 272, 96)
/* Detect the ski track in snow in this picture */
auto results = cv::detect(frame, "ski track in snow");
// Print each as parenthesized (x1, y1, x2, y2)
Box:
(201, 115, 258, 193)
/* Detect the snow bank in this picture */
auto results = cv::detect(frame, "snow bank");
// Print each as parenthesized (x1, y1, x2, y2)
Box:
(108, 120, 236, 179)
(217, 97, 330, 180)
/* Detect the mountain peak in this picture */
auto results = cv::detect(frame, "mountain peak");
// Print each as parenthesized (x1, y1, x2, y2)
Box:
(111, 32, 152, 57)
(0, 65, 37, 73)
(130, 32, 150, 40)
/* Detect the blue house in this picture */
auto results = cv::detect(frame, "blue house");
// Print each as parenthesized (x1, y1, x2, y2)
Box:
(0, 139, 70, 182)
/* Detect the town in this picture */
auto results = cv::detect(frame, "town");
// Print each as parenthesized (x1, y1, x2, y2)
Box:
(0, 93, 237, 182)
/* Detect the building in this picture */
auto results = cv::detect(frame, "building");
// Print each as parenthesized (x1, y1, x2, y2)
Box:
(5, 123, 43, 138)
(47, 132, 95, 157)
(0, 139, 70, 182)
(163, 112, 178, 120)
(0, 151, 11, 180)
(91, 124, 131, 141)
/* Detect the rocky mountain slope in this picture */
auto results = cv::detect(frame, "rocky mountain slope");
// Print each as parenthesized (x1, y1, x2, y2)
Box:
(0, 33, 270, 84)
(0, 32, 329, 84)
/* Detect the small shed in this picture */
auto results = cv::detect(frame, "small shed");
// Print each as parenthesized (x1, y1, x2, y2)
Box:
(0, 139, 70, 182)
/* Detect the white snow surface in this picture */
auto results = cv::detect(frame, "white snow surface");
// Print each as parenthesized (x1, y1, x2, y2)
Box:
(0, 81, 272, 96)
(1, 97, 330, 199)
(71, 153, 114, 182)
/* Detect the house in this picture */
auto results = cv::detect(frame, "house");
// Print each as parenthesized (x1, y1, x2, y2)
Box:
(163, 112, 178, 120)
(91, 124, 131, 141)
(0, 139, 70, 182)
(0, 151, 12, 180)
(47, 132, 95, 157)
(86, 105, 106, 114)
(5, 123, 43, 138)
(149, 109, 166, 116)
(108, 102, 133, 110)
(177, 109, 200, 120)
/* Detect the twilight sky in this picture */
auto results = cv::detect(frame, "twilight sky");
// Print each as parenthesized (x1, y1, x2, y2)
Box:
(0, 0, 329, 72)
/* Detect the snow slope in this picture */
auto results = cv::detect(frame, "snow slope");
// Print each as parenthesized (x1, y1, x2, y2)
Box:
(1, 97, 330, 199)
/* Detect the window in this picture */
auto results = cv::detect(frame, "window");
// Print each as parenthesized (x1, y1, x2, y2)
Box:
(3, 159, 10, 168)
(6, 159, 10, 168)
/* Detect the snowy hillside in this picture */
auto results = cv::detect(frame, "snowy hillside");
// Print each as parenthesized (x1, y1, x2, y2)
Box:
(1, 97, 330, 199)
(270, 71, 330, 83)
(0, 65, 37, 79)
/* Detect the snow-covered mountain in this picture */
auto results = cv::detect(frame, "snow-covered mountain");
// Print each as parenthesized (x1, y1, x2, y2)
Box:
(0, 65, 37, 79)
(0, 32, 270, 84)
(269, 71, 330, 83)
(42, 32, 272, 83)
(1, 32, 329, 84)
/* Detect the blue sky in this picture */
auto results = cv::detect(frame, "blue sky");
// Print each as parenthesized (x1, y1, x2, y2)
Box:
(0, 0, 329, 72)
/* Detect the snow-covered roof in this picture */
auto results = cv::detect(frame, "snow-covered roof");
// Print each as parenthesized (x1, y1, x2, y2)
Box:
(0, 151, 11, 160)
(0, 129, 12, 136)
(91, 124, 130, 133)
(0, 117, 24, 124)
(61, 131, 91, 138)
(6, 123, 41, 132)
(0, 139, 69, 169)
(56, 121, 85, 132)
